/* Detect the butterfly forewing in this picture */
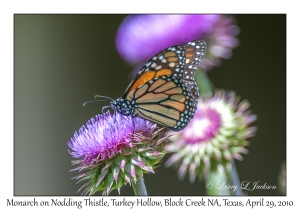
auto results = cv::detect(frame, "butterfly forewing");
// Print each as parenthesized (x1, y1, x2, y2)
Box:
(124, 40, 206, 104)
(124, 45, 186, 94)
(182, 40, 206, 107)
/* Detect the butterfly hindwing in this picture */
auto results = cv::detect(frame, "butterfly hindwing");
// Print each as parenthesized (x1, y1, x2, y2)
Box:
(126, 75, 195, 131)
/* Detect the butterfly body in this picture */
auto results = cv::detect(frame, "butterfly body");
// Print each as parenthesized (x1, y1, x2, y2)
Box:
(111, 40, 206, 131)
(110, 98, 137, 117)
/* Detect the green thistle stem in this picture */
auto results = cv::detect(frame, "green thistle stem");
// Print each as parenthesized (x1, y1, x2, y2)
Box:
(230, 160, 243, 195)
(196, 68, 242, 196)
(206, 171, 230, 195)
(195, 68, 214, 96)
(132, 177, 148, 195)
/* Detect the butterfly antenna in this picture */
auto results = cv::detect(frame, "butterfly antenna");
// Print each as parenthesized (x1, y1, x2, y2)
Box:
(94, 95, 114, 101)
(83, 99, 109, 106)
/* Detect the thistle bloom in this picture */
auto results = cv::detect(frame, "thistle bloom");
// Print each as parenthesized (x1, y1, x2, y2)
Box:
(198, 15, 239, 70)
(68, 112, 168, 195)
(115, 14, 239, 72)
(165, 90, 257, 182)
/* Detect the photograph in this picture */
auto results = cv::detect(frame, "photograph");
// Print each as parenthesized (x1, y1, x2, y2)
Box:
(14, 14, 286, 196)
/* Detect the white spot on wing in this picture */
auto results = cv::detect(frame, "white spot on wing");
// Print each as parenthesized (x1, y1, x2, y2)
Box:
(155, 65, 162, 70)
(169, 62, 175, 67)
(151, 63, 157, 68)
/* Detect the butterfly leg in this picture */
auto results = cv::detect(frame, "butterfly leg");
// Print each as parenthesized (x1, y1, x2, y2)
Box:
(132, 117, 136, 133)
(102, 105, 111, 114)
(130, 116, 136, 141)
(113, 111, 117, 123)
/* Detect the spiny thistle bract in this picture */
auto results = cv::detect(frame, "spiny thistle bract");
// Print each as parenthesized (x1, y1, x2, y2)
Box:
(165, 90, 257, 182)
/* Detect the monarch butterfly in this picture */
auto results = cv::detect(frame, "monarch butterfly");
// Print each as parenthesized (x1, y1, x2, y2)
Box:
(109, 40, 206, 131)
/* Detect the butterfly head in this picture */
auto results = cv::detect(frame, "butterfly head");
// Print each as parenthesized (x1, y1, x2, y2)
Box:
(111, 98, 136, 116)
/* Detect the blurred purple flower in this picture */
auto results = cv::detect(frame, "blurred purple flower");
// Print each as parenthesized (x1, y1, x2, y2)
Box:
(68, 112, 168, 195)
(199, 15, 239, 70)
(165, 90, 256, 182)
(115, 14, 239, 72)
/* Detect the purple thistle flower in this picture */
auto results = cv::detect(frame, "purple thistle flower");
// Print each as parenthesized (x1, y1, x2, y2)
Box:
(68, 112, 168, 195)
(165, 90, 257, 182)
(115, 14, 239, 72)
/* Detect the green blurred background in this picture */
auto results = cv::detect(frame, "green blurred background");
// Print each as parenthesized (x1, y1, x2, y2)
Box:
(14, 14, 286, 196)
